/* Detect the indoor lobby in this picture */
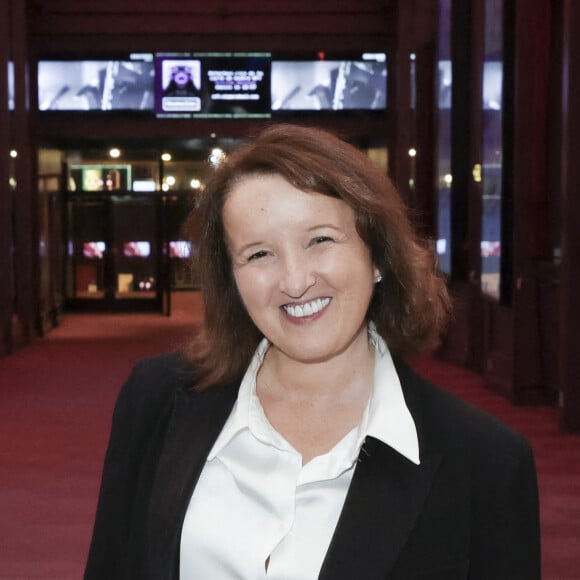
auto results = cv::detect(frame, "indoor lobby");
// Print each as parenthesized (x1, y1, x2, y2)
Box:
(1, 1, 579, 578)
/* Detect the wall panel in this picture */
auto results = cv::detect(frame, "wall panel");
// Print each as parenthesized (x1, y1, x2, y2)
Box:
(0, 0, 13, 354)
(30, 0, 395, 37)
(12, 0, 36, 347)
(560, 0, 580, 431)
(35, 0, 390, 14)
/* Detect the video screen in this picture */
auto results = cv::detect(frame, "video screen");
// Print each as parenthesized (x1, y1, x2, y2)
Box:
(271, 53, 387, 111)
(156, 58, 202, 114)
(132, 179, 157, 192)
(483, 61, 503, 111)
(123, 241, 151, 257)
(155, 53, 271, 118)
(8, 61, 14, 111)
(437, 60, 452, 109)
(169, 240, 192, 259)
(83, 241, 106, 259)
(70, 165, 132, 192)
(38, 54, 155, 111)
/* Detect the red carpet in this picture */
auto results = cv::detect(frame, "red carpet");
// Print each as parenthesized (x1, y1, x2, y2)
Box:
(0, 291, 578, 579)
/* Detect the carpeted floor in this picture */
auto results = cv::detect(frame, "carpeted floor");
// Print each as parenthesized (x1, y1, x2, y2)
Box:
(0, 291, 578, 579)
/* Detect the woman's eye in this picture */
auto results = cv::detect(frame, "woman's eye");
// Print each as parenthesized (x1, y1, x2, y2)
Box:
(248, 250, 268, 261)
(312, 235, 333, 245)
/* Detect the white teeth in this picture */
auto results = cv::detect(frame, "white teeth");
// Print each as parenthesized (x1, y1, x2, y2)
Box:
(284, 298, 330, 318)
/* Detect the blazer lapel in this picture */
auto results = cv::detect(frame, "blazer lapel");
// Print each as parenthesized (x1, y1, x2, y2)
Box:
(319, 439, 441, 580)
(142, 380, 240, 579)
(320, 361, 442, 580)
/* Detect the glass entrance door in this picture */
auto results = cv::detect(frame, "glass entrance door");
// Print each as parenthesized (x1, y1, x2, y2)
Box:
(64, 192, 166, 312)
(110, 194, 161, 303)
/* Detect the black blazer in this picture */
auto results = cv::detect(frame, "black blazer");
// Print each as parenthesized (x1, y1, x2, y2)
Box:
(84, 352, 541, 580)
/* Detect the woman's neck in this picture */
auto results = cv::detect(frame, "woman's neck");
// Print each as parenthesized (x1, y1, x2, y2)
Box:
(256, 327, 376, 463)
(258, 327, 375, 404)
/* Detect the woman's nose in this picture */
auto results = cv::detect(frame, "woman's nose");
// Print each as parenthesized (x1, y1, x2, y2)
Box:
(278, 254, 316, 298)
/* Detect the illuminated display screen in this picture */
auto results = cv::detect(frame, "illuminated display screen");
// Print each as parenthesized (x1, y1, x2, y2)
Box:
(271, 53, 387, 111)
(83, 241, 106, 259)
(123, 241, 151, 257)
(37, 52, 388, 116)
(155, 52, 271, 118)
(169, 240, 192, 259)
(70, 164, 132, 192)
(38, 54, 155, 111)
(8, 61, 14, 110)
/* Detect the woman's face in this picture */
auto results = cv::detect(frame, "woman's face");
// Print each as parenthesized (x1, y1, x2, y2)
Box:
(223, 173, 379, 366)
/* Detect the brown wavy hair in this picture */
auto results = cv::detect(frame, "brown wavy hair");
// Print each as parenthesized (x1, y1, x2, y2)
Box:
(182, 123, 450, 389)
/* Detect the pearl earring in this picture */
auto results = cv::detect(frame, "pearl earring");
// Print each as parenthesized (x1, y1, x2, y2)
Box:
(375, 275, 382, 284)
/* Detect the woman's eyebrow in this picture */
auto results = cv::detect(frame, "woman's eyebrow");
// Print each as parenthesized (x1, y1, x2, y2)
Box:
(235, 240, 267, 254)
(306, 223, 342, 232)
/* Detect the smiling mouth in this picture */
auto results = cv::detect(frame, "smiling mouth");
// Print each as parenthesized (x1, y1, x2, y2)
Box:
(283, 298, 331, 318)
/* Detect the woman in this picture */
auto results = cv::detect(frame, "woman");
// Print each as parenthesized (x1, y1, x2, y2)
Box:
(84, 124, 541, 579)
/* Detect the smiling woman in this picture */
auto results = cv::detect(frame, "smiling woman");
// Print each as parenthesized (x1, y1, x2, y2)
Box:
(186, 124, 451, 390)
(84, 124, 541, 580)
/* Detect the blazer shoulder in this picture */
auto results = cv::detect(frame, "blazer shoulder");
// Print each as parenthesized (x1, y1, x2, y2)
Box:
(396, 360, 533, 464)
(129, 349, 194, 385)
(113, 350, 198, 425)
(127, 351, 243, 400)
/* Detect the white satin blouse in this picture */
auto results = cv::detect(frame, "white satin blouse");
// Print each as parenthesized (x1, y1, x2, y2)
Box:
(179, 329, 419, 579)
